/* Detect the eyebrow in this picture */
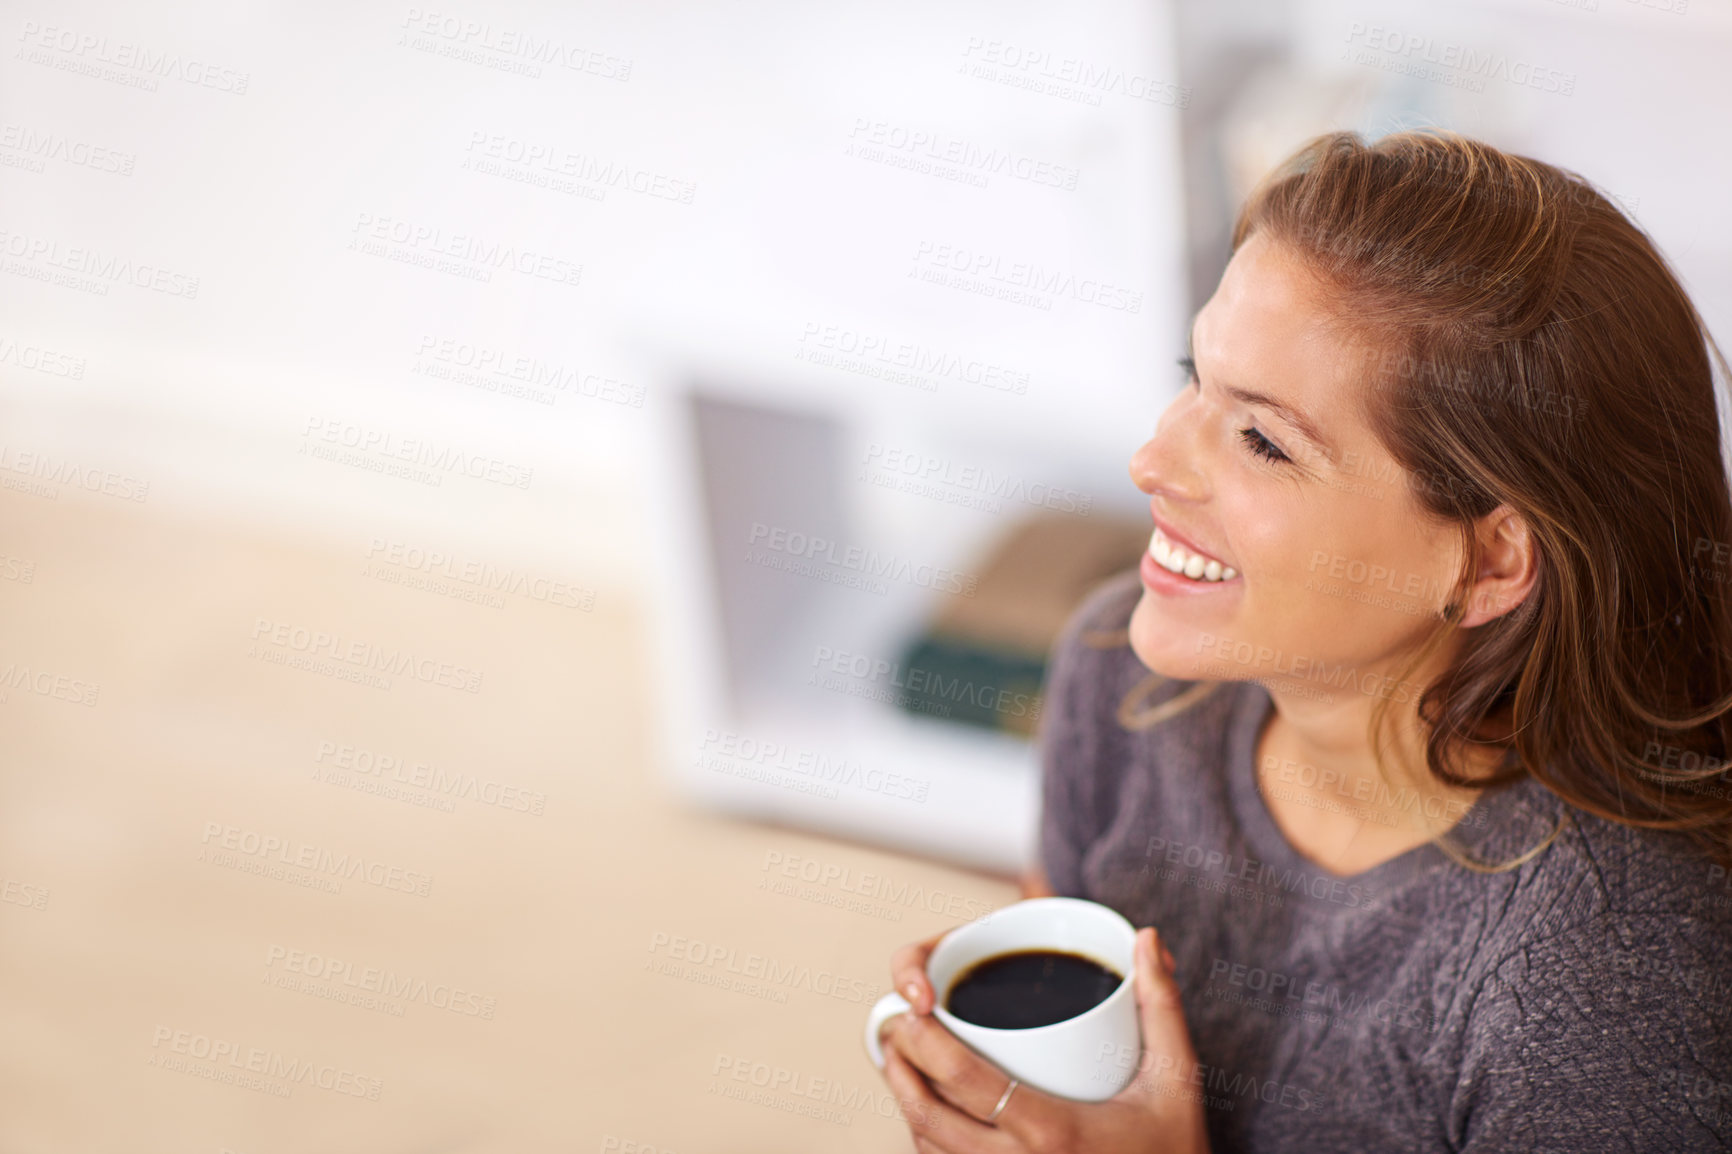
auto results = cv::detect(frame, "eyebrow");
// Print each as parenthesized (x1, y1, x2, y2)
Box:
(1187, 323, 1336, 462)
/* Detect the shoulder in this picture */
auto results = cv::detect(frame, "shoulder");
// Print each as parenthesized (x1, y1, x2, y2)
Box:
(1458, 900, 1732, 1148)
(1525, 798, 1732, 941)
(1453, 801, 1732, 1145)
(1454, 771, 1732, 939)
(1475, 826, 1732, 1008)
(1467, 789, 1732, 992)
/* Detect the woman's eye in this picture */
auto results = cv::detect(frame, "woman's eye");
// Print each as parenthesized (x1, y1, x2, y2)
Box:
(1238, 426, 1290, 464)
(1180, 355, 1289, 464)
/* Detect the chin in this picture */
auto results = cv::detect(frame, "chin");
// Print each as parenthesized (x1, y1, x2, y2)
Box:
(1126, 591, 1207, 680)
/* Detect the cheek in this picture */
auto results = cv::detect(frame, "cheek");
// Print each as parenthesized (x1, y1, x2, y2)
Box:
(1237, 509, 1398, 626)
(1225, 499, 1317, 588)
(1276, 520, 1457, 630)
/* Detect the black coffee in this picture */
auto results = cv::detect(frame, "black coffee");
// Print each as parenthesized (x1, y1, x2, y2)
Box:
(944, 949, 1123, 1030)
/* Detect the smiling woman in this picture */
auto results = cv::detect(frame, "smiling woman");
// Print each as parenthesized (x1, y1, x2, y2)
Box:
(878, 129, 1732, 1154)
(1123, 129, 1732, 877)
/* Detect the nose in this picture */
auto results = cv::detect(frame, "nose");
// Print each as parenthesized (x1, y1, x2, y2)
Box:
(1129, 403, 1208, 502)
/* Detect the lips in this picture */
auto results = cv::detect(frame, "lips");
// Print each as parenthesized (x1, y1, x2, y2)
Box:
(1147, 523, 1236, 583)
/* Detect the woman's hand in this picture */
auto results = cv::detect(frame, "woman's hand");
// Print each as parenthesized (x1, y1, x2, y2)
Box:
(877, 926, 1209, 1154)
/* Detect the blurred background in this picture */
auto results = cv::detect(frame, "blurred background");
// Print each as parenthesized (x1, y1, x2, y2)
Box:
(0, 0, 1726, 1149)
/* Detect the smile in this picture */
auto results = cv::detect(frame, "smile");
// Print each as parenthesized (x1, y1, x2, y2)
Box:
(1148, 526, 1237, 583)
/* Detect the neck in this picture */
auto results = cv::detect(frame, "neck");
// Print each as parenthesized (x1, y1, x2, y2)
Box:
(1253, 646, 1501, 840)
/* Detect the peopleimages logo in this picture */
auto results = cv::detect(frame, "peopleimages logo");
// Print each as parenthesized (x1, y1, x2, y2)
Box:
(0, 333, 86, 377)
(15, 21, 252, 94)
(199, 821, 434, 897)
(148, 1026, 382, 1100)
(2, 877, 49, 910)
(1142, 835, 1375, 909)
(846, 117, 1080, 190)
(249, 617, 484, 694)
(700, 729, 930, 803)
(1097, 1043, 1324, 1113)
(414, 335, 645, 408)
(0, 227, 199, 298)
(746, 522, 976, 597)
(647, 931, 888, 1006)
(0, 443, 149, 502)
(365, 537, 591, 610)
(956, 38, 1191, 109)
(1343, 22, 1576, 96)
(462, 131, 695, 203)
(301, 417, 533, 490)
(759, 850, 996, 922)
(1205, 956, 1436, 1033)
(860, 444, 1086, 512)
(910, 240, 1143, 314)
(347, 212, 583, 288)
(1192, 632, 1421, 705)
(0, 123, 135, 175)
(265, 944, 496, 1018)
(809, 646, 1041, 724)
(398, 7, 633, 81)
(0, 660, 100, 706)
(798, 323, 1030, 395)
(315, 739, 548, 815)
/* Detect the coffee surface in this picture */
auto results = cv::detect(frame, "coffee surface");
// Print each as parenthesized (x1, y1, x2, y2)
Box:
(944, 949, 1122, 1030)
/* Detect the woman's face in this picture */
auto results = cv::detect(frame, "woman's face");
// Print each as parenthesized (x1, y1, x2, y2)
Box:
(1127, 231, 1465, 699)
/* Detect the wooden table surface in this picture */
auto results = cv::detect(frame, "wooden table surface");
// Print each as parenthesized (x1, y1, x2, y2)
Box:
(0, 490, 1019, 1154)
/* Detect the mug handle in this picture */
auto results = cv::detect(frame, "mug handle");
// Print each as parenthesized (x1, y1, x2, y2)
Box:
(863, 991, 912, 1069)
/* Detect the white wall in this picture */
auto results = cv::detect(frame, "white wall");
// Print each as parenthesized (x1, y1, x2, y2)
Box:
(0, 1, 1190, 596)
(1202, 0, 1732, 346)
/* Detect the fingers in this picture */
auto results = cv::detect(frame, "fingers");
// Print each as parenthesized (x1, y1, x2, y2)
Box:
(1107, 929, 1213, 1151)
(880, 1042, 953, 1148)
(1136, 927, 1186, 1015)
(889, 930, 947, 1015)
(886, 1022, 1071, 1153)
(1125, 926, 1202, 1096)
(887, 1013, 1017, 1121)
(881, 1039, 1012, 1154)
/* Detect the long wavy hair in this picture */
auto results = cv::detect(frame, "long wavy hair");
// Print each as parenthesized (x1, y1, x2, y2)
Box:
(1107, 129, 1732, 875)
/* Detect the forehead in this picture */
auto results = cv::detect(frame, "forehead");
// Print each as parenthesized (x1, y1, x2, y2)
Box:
(1193, 232, 1384, 460)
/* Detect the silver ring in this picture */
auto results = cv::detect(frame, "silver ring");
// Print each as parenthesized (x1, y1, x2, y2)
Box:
(986, 1077, 1018, 1123)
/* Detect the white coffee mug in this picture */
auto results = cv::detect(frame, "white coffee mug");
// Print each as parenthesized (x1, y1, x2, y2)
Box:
(862, 896, 1143, 1102)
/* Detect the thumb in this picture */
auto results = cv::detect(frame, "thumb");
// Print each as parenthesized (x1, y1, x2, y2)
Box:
(1130, 926, 1199, 1089)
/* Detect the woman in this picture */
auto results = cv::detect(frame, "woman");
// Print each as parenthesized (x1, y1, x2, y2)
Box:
(873, 129, 1732, 1152)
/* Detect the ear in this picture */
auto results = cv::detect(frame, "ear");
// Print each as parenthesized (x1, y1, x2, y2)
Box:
(1457, 504, 1536, 628)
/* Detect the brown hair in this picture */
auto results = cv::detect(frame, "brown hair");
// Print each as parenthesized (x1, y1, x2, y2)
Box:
(1114, 129, 1732, 874)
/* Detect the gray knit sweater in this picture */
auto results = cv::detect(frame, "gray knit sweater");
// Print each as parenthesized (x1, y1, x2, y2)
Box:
(1039, 571, 1732, 1152)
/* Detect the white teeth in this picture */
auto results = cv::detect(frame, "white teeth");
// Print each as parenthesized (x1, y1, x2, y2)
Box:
(1147, 528, 1237, 584)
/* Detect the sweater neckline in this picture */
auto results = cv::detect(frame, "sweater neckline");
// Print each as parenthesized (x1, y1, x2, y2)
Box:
(1223, 679, 1536, 896)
